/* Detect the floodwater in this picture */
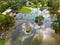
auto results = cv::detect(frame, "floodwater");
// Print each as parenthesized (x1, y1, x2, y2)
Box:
(5, 8, 60, 45)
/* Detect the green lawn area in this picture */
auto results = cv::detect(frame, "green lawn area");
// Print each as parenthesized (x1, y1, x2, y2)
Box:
(0, 39, 5, 45)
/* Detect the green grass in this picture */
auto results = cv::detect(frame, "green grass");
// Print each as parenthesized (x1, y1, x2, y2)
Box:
(18, 7, 31, 13)
(0, 39, 5, 45)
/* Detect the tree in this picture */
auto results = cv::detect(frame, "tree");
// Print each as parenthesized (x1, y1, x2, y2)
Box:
(10, 0, 26, 10)
(0, 1, 10, 13)
(39, 0, 49, 6)
(48, 0, 60, 11)
(35, 16, 44, 26)
(0, 14, 15, 34)
(48, 0, 60, 35)
(0, 0, 26, 11)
